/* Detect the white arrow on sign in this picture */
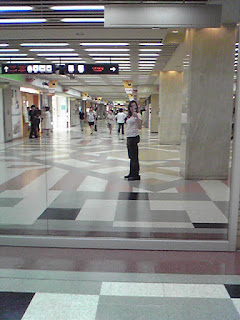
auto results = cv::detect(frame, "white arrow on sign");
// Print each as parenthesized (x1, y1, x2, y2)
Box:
(110, 66, 116, 72)
(4, 66, 9, 73)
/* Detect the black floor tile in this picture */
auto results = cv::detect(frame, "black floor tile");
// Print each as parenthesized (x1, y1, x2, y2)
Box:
(38, 208, 80, 220)
(0, 292, 35, 320)
(225, 285, 240, 298)
(118, 192, 149, 200)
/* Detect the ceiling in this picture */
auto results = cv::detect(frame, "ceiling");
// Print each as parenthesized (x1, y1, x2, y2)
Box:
(0, 0, 209, 102)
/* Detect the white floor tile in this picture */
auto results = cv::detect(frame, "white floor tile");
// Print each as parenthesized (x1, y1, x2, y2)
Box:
(22, 293, 99, 320)
(163, 283, 230, 298)
(158, 188, 179, 193)
(113, 221, 194, 228)
(100, 282, 165, 297)
(149, 201, 228, 223)
(77, 176, 108, 192)
(55, 159, 95, 168)
(141, 172, 181, 181)
(199, 180, 230, 201)
(93, 166, 128, 174)
(232, 299, 240, 315)
(76, 199, 117, 221)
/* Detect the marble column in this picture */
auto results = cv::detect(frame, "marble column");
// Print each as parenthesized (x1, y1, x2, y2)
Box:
(158, 71, 183, 144)
(150, 94, 159, 133)
(180, 26, 236, 179)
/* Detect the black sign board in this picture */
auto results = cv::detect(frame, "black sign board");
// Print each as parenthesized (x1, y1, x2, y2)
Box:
(59, 64, 119, 75)
(1, 64, 56, 74)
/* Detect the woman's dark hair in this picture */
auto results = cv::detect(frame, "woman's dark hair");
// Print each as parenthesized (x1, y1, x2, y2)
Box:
(45, 106, 49, 111)
(127, 100, 138, 118)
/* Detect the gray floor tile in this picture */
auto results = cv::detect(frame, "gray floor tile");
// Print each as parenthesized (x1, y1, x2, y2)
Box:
(95, 303, 169, 320)
(149, 193, 211, 201)
(0, 198, 23, 207)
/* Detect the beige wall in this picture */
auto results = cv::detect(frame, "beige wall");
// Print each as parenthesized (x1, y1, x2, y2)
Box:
(159, 71, 183, 144)
(150, 94, 159, 133)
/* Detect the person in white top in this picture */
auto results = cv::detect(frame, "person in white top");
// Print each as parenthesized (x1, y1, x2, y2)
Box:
(107, 109, 115, 135)
(116, 108, 126, 135)
(41, 106, 51, 137)
(87, 107, 95, 135)
(125, 100, 142, 181)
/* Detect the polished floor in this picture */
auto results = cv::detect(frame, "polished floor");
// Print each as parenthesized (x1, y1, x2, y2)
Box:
(0, 120, 230, 240)
(0, 247, 240, 320)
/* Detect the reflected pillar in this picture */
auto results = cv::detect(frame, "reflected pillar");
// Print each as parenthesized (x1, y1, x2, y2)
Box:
(180, 26, 236, 179)
(150, 94, 159, 133)
(158, 71, 183, 144)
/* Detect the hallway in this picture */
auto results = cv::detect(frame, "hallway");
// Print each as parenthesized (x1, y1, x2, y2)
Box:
(0, 121, 230, 240)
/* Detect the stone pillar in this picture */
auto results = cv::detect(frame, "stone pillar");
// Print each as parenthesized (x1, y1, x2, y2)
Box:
(180, 26, 236, 179)
(158, 71, 183, 144)
(150, 94, 159, 133)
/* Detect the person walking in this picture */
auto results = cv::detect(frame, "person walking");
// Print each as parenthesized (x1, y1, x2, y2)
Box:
(41, 106, 51, 137)
(107, 109, 115, 135)
(116, 108, 126, 135)
(79, 110, 85, 131)
(87, 107, 95, 135)
(124, 100, 142, 181)
(28, 105, 38, 139)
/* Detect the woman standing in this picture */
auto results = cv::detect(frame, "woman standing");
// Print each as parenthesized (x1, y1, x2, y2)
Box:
(124, 100, 142, 181)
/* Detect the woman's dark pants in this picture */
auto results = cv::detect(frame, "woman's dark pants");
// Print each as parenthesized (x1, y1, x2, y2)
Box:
(127, 135, 140, 177)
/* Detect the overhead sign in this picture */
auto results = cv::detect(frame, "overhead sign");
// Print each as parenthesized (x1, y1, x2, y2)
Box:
(2, 64, 55, 74)
(59, 63, 119, 75)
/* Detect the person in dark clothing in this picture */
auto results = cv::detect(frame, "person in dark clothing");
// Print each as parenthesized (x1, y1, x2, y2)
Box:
(79, 110, 85, 131)
(29, 105, 38, 138)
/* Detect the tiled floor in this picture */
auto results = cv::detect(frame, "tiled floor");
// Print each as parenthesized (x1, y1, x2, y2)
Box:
(0, 247, 240, 320)
(0, 121, 231, 240)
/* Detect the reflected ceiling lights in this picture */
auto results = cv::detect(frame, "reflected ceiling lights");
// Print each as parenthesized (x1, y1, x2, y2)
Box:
(61, 18, 104, 23)
(0, 6, 32, 12)
(0, 19, 46, 23)
(51, 6, 104, 11)
(21, 43, 69, 46)
(81, 43, 128, 46)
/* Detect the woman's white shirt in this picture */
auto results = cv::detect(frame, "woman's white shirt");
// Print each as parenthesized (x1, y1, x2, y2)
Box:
(125, 113, 142, 137)
(116, 112, 126, 123)
(88, 112, 95, 122)
(107, 114, 115, 125)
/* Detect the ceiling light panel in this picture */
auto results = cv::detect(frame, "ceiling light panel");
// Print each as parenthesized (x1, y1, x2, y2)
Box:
(81, 43, 128, 46)
(0, 19, 46, 24)
(7, 61, 41, 63)
(0, 6, 33, 12)
(61, 18, 104, 23)
(89, 54, 129, 57)
(30, 49, 74, 52)
(140, 43, 163, 46)
(21, 43, 69, 47)
(0, 44, 9, 47)
(37, 53, 78, 56)
(139, 49, 162, 52)
(0, 54, 27, 56)
(0, 49, 19, 52)
(51, 6, 104, 11)
(85, 49, 129, 52)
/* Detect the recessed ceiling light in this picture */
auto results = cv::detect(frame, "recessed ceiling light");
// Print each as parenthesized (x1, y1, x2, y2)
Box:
(139, 54, 159, 57)
(0, 6, 33, 12)
(0, 19, 46, 23)
(85, 48, 129, 52)
(81, 43, 128, 46)
(51, 6, 104, 11)
(61, 18, 104, 23)
(30, 49, 74, 52)
(140, 43, 163, 46)
(0, 44, 9, 47)
(139, 49, 162, 52)
(0, 57, 35, 60)
(51, 60, 86, 63)
(0, 54, 27, 56)
(89, 54, 129, 57)
(0, 49, 19, 52)
(21, 43, 69, 46)
(139, 64, 155, 67)
(37, 53, 78, 56)
(172, 30, 179, 33)
(46, 58, 83, 61)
